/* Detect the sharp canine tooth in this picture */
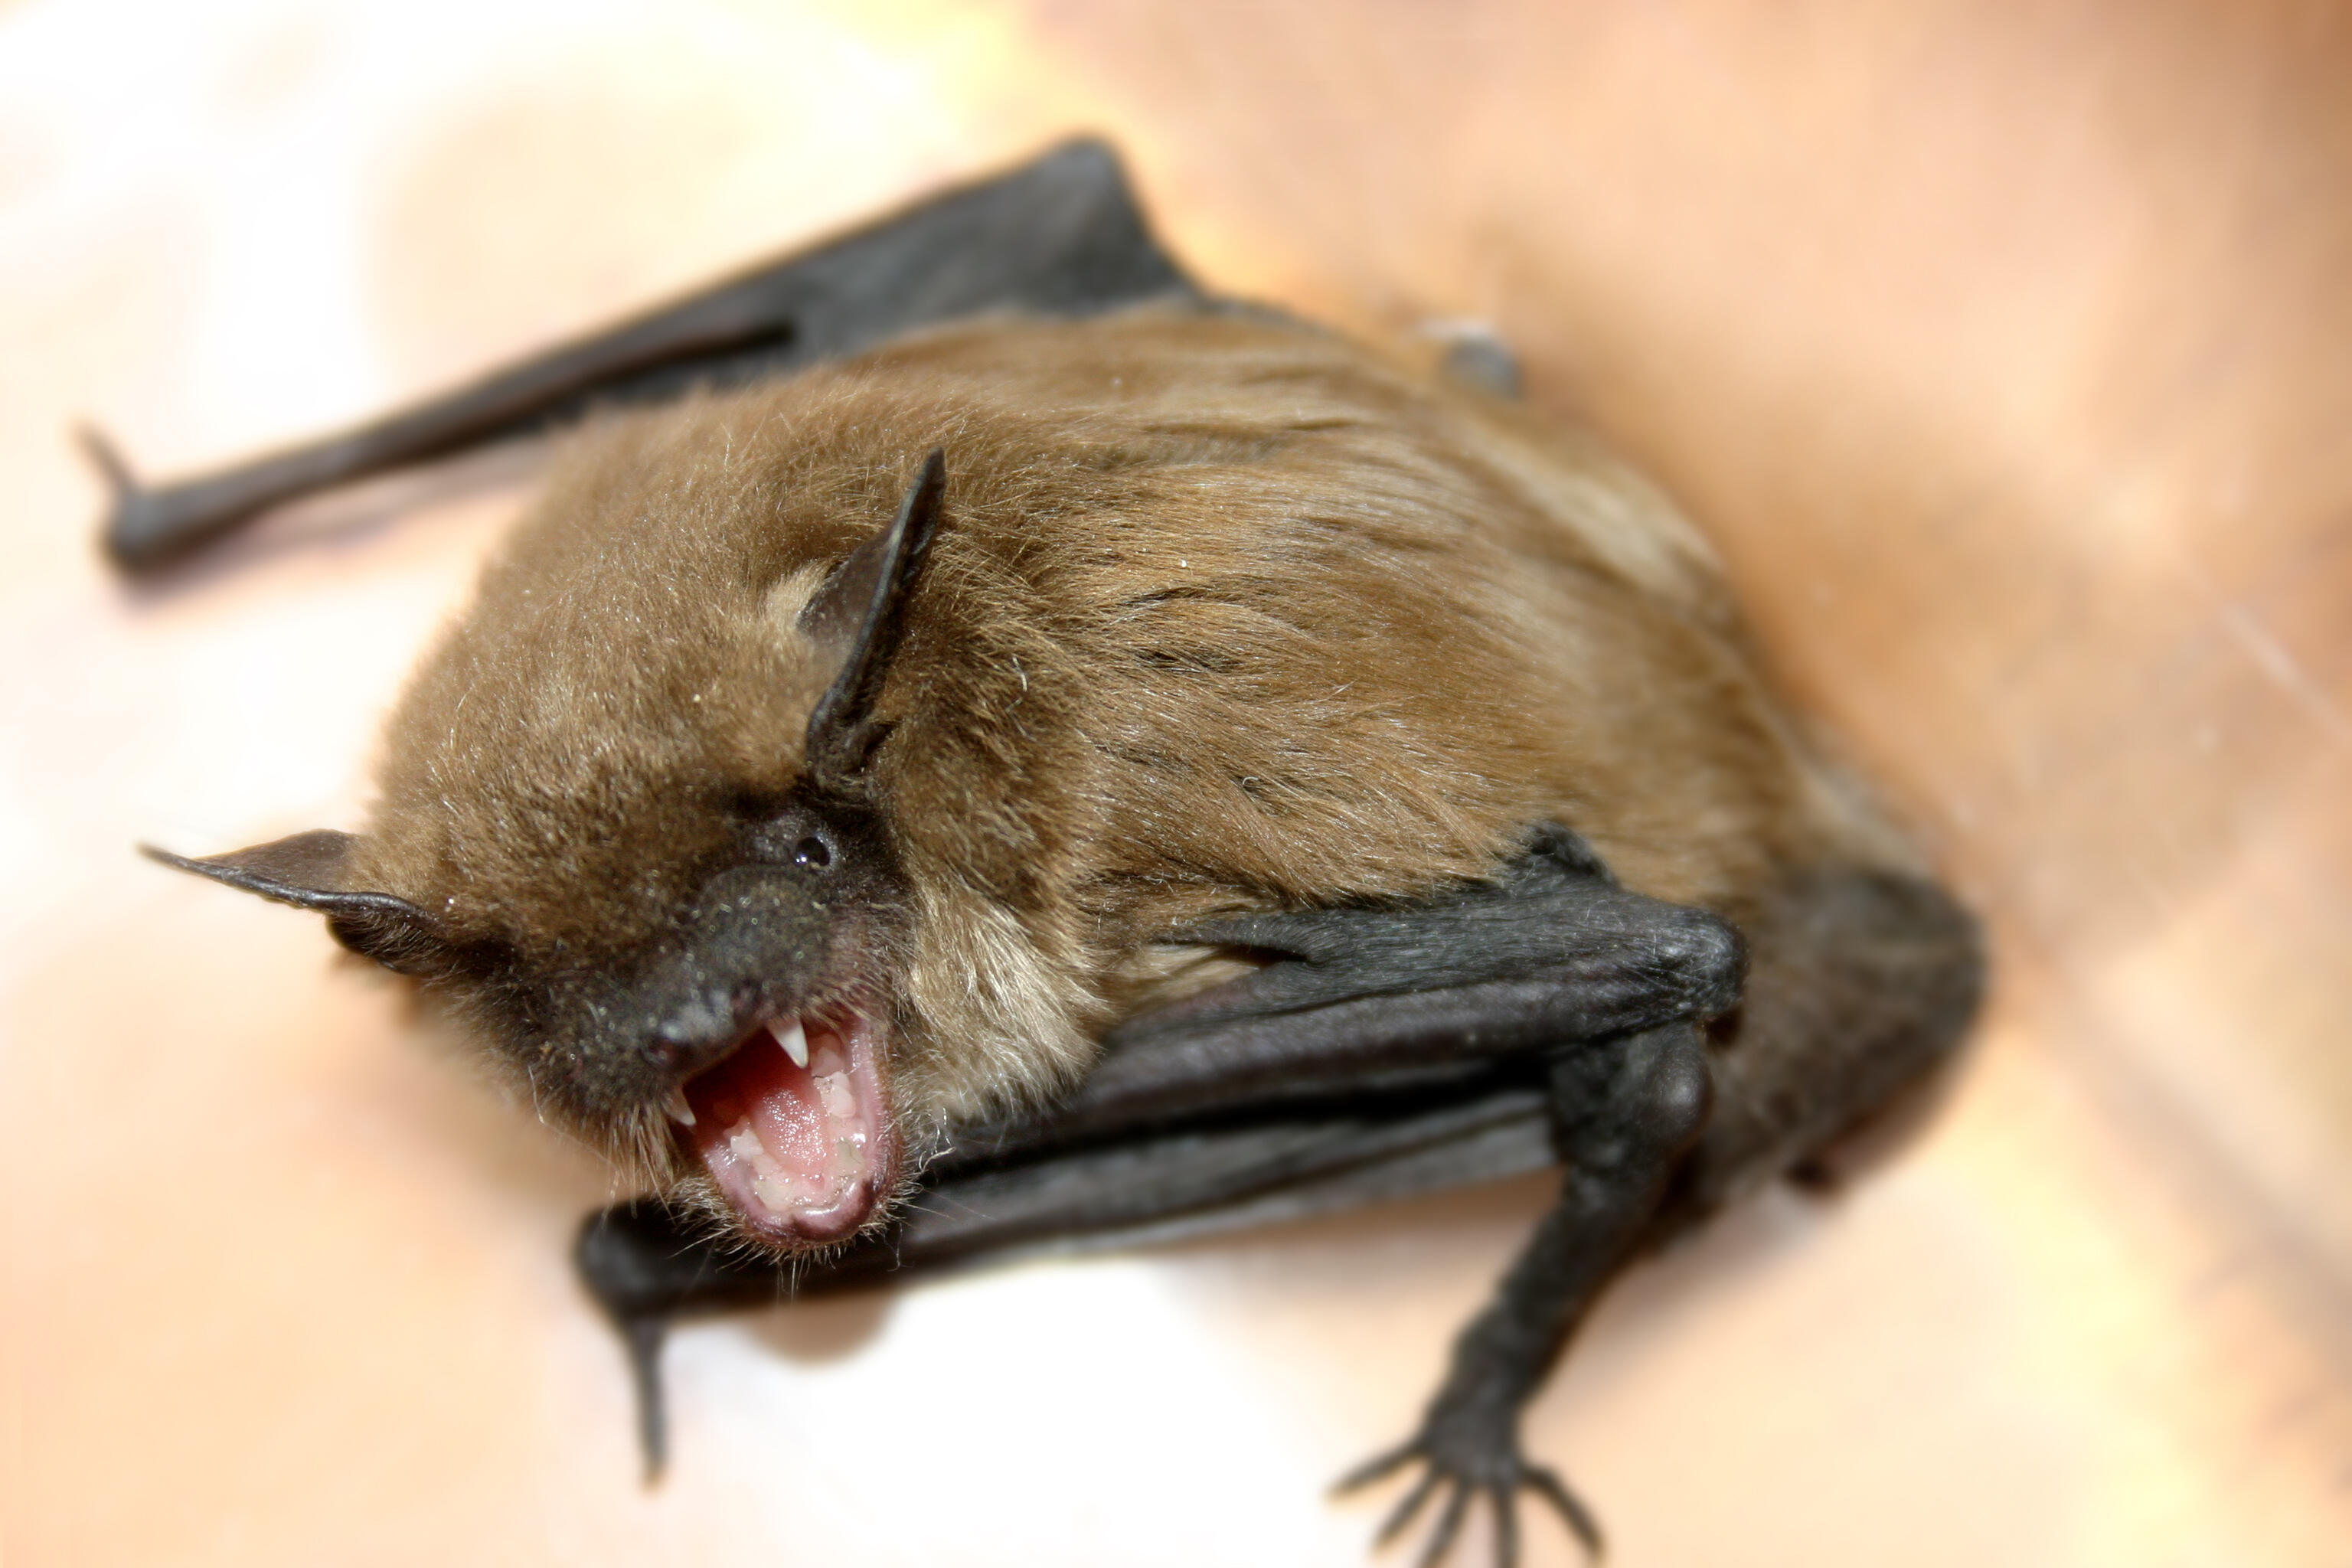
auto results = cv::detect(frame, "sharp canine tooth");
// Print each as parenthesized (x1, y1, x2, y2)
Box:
(773, 1019, 810, 1070)
(664, 1086, 697, 1127)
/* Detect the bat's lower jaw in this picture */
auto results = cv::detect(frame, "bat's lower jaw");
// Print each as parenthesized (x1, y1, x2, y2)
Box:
(673, 1009, 899, 1247)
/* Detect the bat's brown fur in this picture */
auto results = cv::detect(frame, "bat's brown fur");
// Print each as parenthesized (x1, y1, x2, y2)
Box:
(354, 306, 1911, 1156)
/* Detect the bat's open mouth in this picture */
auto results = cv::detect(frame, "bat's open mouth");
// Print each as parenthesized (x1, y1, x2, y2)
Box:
(671, 1011, 896, 1246)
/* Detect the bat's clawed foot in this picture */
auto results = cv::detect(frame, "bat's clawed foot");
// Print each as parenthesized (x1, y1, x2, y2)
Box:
(1337, 1409, 1602, 1568)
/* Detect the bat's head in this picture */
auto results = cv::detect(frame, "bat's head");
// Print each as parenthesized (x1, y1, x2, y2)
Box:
(150, 449, 960, 1252)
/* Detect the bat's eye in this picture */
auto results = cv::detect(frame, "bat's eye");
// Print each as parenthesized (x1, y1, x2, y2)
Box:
(741, 802, 841, 868)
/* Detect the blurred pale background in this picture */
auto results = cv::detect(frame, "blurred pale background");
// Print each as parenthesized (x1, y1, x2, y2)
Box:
(2, 2, 2347, 1565)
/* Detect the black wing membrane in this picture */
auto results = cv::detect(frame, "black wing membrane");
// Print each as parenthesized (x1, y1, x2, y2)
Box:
(93, 139, 1201, 572)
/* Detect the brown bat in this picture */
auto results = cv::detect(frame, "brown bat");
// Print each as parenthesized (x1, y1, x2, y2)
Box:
(119, 144, 1981, 1566)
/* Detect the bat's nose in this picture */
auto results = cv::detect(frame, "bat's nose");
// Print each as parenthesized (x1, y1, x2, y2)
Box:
(645, 981, 762, 1067)
(542, 864, 840, 1124)
(635, 866, 832, 1072)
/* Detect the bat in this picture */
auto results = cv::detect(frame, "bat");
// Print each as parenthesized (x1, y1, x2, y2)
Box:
(119, 142, 1983, 1566)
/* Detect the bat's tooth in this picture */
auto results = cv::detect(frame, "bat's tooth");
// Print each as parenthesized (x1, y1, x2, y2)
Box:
(773, 1018, 810, 1070)
(663, 1086, 697, 1127)
(815, 1072, 857, 1120)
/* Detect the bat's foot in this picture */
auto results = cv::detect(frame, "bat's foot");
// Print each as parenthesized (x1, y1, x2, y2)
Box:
(1337, 1406, 1602, 1568)
(1430, 323, 1524, 400)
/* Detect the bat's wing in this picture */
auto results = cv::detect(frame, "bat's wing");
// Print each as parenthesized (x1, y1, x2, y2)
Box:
(93, 140, 1202, 571)
(576, 825, 1978, 1568)
(573, 825, 1744, 1473)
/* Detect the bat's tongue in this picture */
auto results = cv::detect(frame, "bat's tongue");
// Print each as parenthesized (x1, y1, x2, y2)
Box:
(680, 1014, 891, 1245)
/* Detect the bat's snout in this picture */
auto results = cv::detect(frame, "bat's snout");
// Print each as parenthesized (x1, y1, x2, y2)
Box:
(557, 861, 903, 1251)
(629, 866, 841, 1083)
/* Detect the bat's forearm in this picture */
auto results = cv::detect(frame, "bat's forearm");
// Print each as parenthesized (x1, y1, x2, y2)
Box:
(1059, 833, 1743, 1142)
(94, 140, 1197, 571)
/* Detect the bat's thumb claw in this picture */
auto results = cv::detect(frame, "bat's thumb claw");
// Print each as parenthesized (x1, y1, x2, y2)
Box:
(74, 422, 142, 501)
(622, 1314, 672, 1485)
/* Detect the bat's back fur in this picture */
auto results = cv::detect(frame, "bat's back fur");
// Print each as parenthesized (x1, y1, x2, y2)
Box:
(358, 307, 1916, 1142)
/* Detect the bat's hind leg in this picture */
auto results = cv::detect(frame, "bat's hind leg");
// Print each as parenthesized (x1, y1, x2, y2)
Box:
(1338, 1022, 1710, 1566)
(1663, 866, 1985, 1227)
(1334, 860, 1981, 1566)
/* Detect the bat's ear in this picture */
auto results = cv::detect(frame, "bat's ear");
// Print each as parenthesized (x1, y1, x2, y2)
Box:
(142, 829, 451, 974)
(798, 447, 948, 793)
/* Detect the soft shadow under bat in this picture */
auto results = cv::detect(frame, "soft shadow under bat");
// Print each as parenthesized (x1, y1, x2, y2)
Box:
(122, 142, 1981, 1566)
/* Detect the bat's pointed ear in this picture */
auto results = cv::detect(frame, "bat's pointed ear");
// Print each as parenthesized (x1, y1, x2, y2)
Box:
(798, 447, 947, 792)
(142, 829, 450, 974)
